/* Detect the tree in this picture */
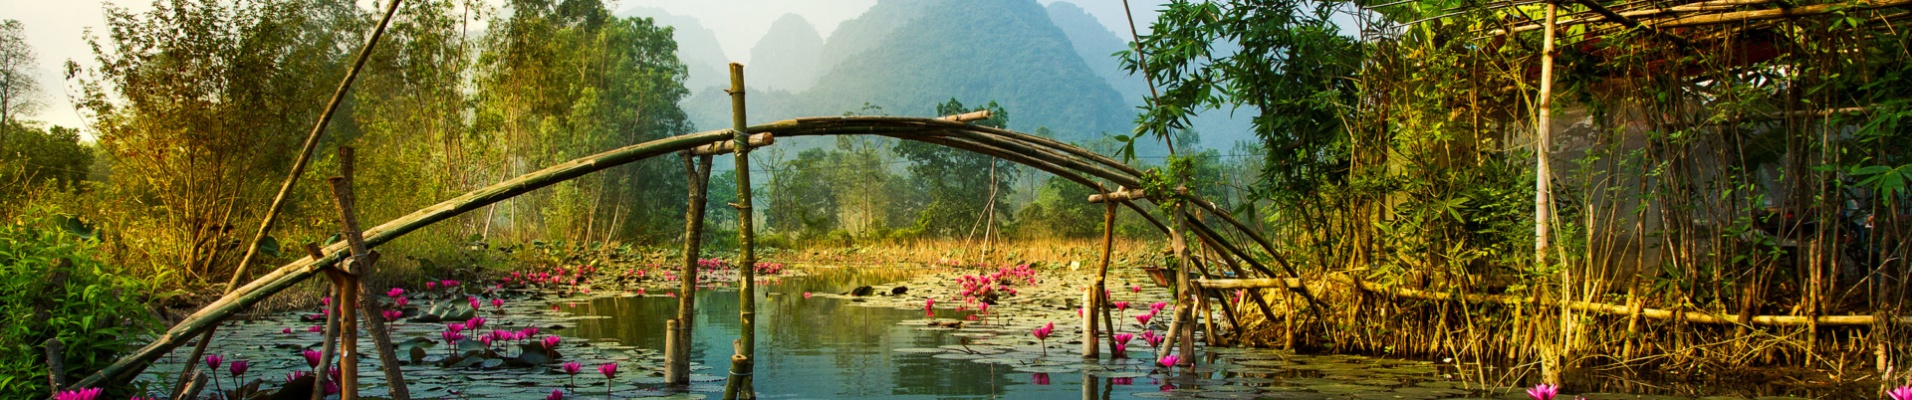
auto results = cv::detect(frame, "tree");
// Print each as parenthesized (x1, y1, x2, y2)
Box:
(893, 99, 1018, 237)
(471, 0, 692, 243)
(0, 19, 38, 152)
(75, 0, 363, 282)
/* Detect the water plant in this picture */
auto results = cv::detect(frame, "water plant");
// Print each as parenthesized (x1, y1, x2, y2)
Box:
(204, 354, 224, 393)
(598, 363, 618, 397)
(1527, 383, 1558, 400)
(1158, 354, 1180, 369)
(545, 389, 564, 400)
(1890, 386, 1912, 400)
(563, 361, 582, 387)
(227, 359, 249, 392)
(52, 388, 100, 400)
(301, 349, 322, 368)
(1031, 322, 1054, 355)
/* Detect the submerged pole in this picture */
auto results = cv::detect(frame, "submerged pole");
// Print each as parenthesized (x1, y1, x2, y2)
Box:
(722, 62, 759, 400)
(669, 153, 712, 385)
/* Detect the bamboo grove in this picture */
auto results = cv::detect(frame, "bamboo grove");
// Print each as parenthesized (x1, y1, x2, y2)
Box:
(1123, 0, 1912, 382)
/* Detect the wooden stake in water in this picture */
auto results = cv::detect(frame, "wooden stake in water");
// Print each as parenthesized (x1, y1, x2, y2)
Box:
(722, 62, 759, 400)
(669, 153, 712, 385)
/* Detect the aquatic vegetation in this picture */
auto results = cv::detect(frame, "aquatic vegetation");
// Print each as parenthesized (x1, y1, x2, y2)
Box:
(563, 361, 582, 387)
(1158, 354, 1180, 369)
(301, 349, 321, 368)
(1527, 383, 1558, 400)
(227, 359, 249, 391)
(598, 363, 619, 397)
(1890, 386, 1912, 400)
(1031, 372, 1050, 385)
(545, 389, 564, 400)
(1031, 322, 1054, 355)
(53, 388, 100, 400)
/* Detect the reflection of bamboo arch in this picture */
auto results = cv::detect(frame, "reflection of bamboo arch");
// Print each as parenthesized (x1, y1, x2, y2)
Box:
(71, 113, 1316, 388)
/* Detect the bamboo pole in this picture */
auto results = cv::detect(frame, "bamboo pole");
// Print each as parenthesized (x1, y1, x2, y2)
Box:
(1084, 194, 1118, 358)
(668, 153, 712, 385)
(172, 0, 405, 392)
(326, 146, 408, 400)
(1535, 1, 1562, 383)
(1082, 286, 1098, 357)
(722, 63, 758, 400)
(1193, 276, 1912, 326)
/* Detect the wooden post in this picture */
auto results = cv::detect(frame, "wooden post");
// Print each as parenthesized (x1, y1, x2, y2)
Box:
(1086, 194, 1117, 358)
(43, 339, 64, 395)
(669, 153, 713, 385)
(1082, 286, 1098, 357)
(722, 62, 758, 400)
(1173, 192, 1195, 365)
(327, 146, 409, 400)
(175, 369, 207, 400)
(1535, 0, 1562, 384)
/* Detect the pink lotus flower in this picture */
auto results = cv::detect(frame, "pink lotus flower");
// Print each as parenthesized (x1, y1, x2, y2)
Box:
(1031, 372, 1051, 385)
(309, 325, 323, 333)
(446, 322, 466, 334)
(1527, 383, 1558, 400)
(1158, 354, 1180, 368)
(382, 309, 404, 321)
(491, 298, 505, 309)
(545, 389, 564, 400)
(1112, 341, 1129, 357)
(598, 362, 618, 379)
(53, 388, 100, 400)
(803, 292, 813, 299)
(229, 359, 249, 377)
(1131, 284, 1142, 293)
(1114, 301, 1130, 310)
(282, 327, 293, 334)
(543, 335, 562, 350)
(1113, 333, 1133, 344)
(563, 361, 582, 387)
(302, 349, 323, 368)
(468, 316, 487, 329)
(1891, 387, 1912, 400)
(1135, 314, 1152, 326)
(442, 280, 459, 288)
(426, 281, 437, 290)
(286, 370, 309, 382)
(1150, 302, 1168, 313)
(468, 296, 481, 310)
(204, 354, 223, 370)
(387, 287, 405, 297)
(395, 297, 409, 307)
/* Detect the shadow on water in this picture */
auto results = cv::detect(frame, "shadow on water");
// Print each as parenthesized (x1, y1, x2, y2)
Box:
(562, 266, 1169, 399)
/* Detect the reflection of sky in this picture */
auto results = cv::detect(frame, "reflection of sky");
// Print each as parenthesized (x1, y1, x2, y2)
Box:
(563, 269, 1161, 399)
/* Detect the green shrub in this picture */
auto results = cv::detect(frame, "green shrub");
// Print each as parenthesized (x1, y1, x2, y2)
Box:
(0, 209, 155, 396)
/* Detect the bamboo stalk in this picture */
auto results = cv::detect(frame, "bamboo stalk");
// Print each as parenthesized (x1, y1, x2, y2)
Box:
(1536, 1, 1562, 383)
(1083, 286, 1098, 357)
(722, 63, 758, 400)
(1098, 199, 1119, 356)
(1193, 277, 1912, 326)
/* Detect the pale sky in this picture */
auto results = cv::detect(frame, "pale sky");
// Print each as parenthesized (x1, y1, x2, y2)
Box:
(1, 0, 1165, 132)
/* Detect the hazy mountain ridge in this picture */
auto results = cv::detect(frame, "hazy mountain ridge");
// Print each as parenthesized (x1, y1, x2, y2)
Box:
(616, 6, 731, 91)
(747, 14, 825, 92)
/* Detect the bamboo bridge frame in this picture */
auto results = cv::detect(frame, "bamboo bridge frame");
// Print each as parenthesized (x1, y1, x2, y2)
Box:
(57, 35, 1912, 400)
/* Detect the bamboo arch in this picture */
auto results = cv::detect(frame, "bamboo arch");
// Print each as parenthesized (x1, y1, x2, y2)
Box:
(65, 110, 1318, 391)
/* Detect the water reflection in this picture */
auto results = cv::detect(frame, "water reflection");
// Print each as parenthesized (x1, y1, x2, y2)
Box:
(562, 266, 1166, 399)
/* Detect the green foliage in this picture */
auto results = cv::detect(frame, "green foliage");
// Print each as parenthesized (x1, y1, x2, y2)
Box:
(75, 0, 363, 283)
(0, 209, 154, 397)
(894, 99, 1020, 237)
(0, 123, 92, 216)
